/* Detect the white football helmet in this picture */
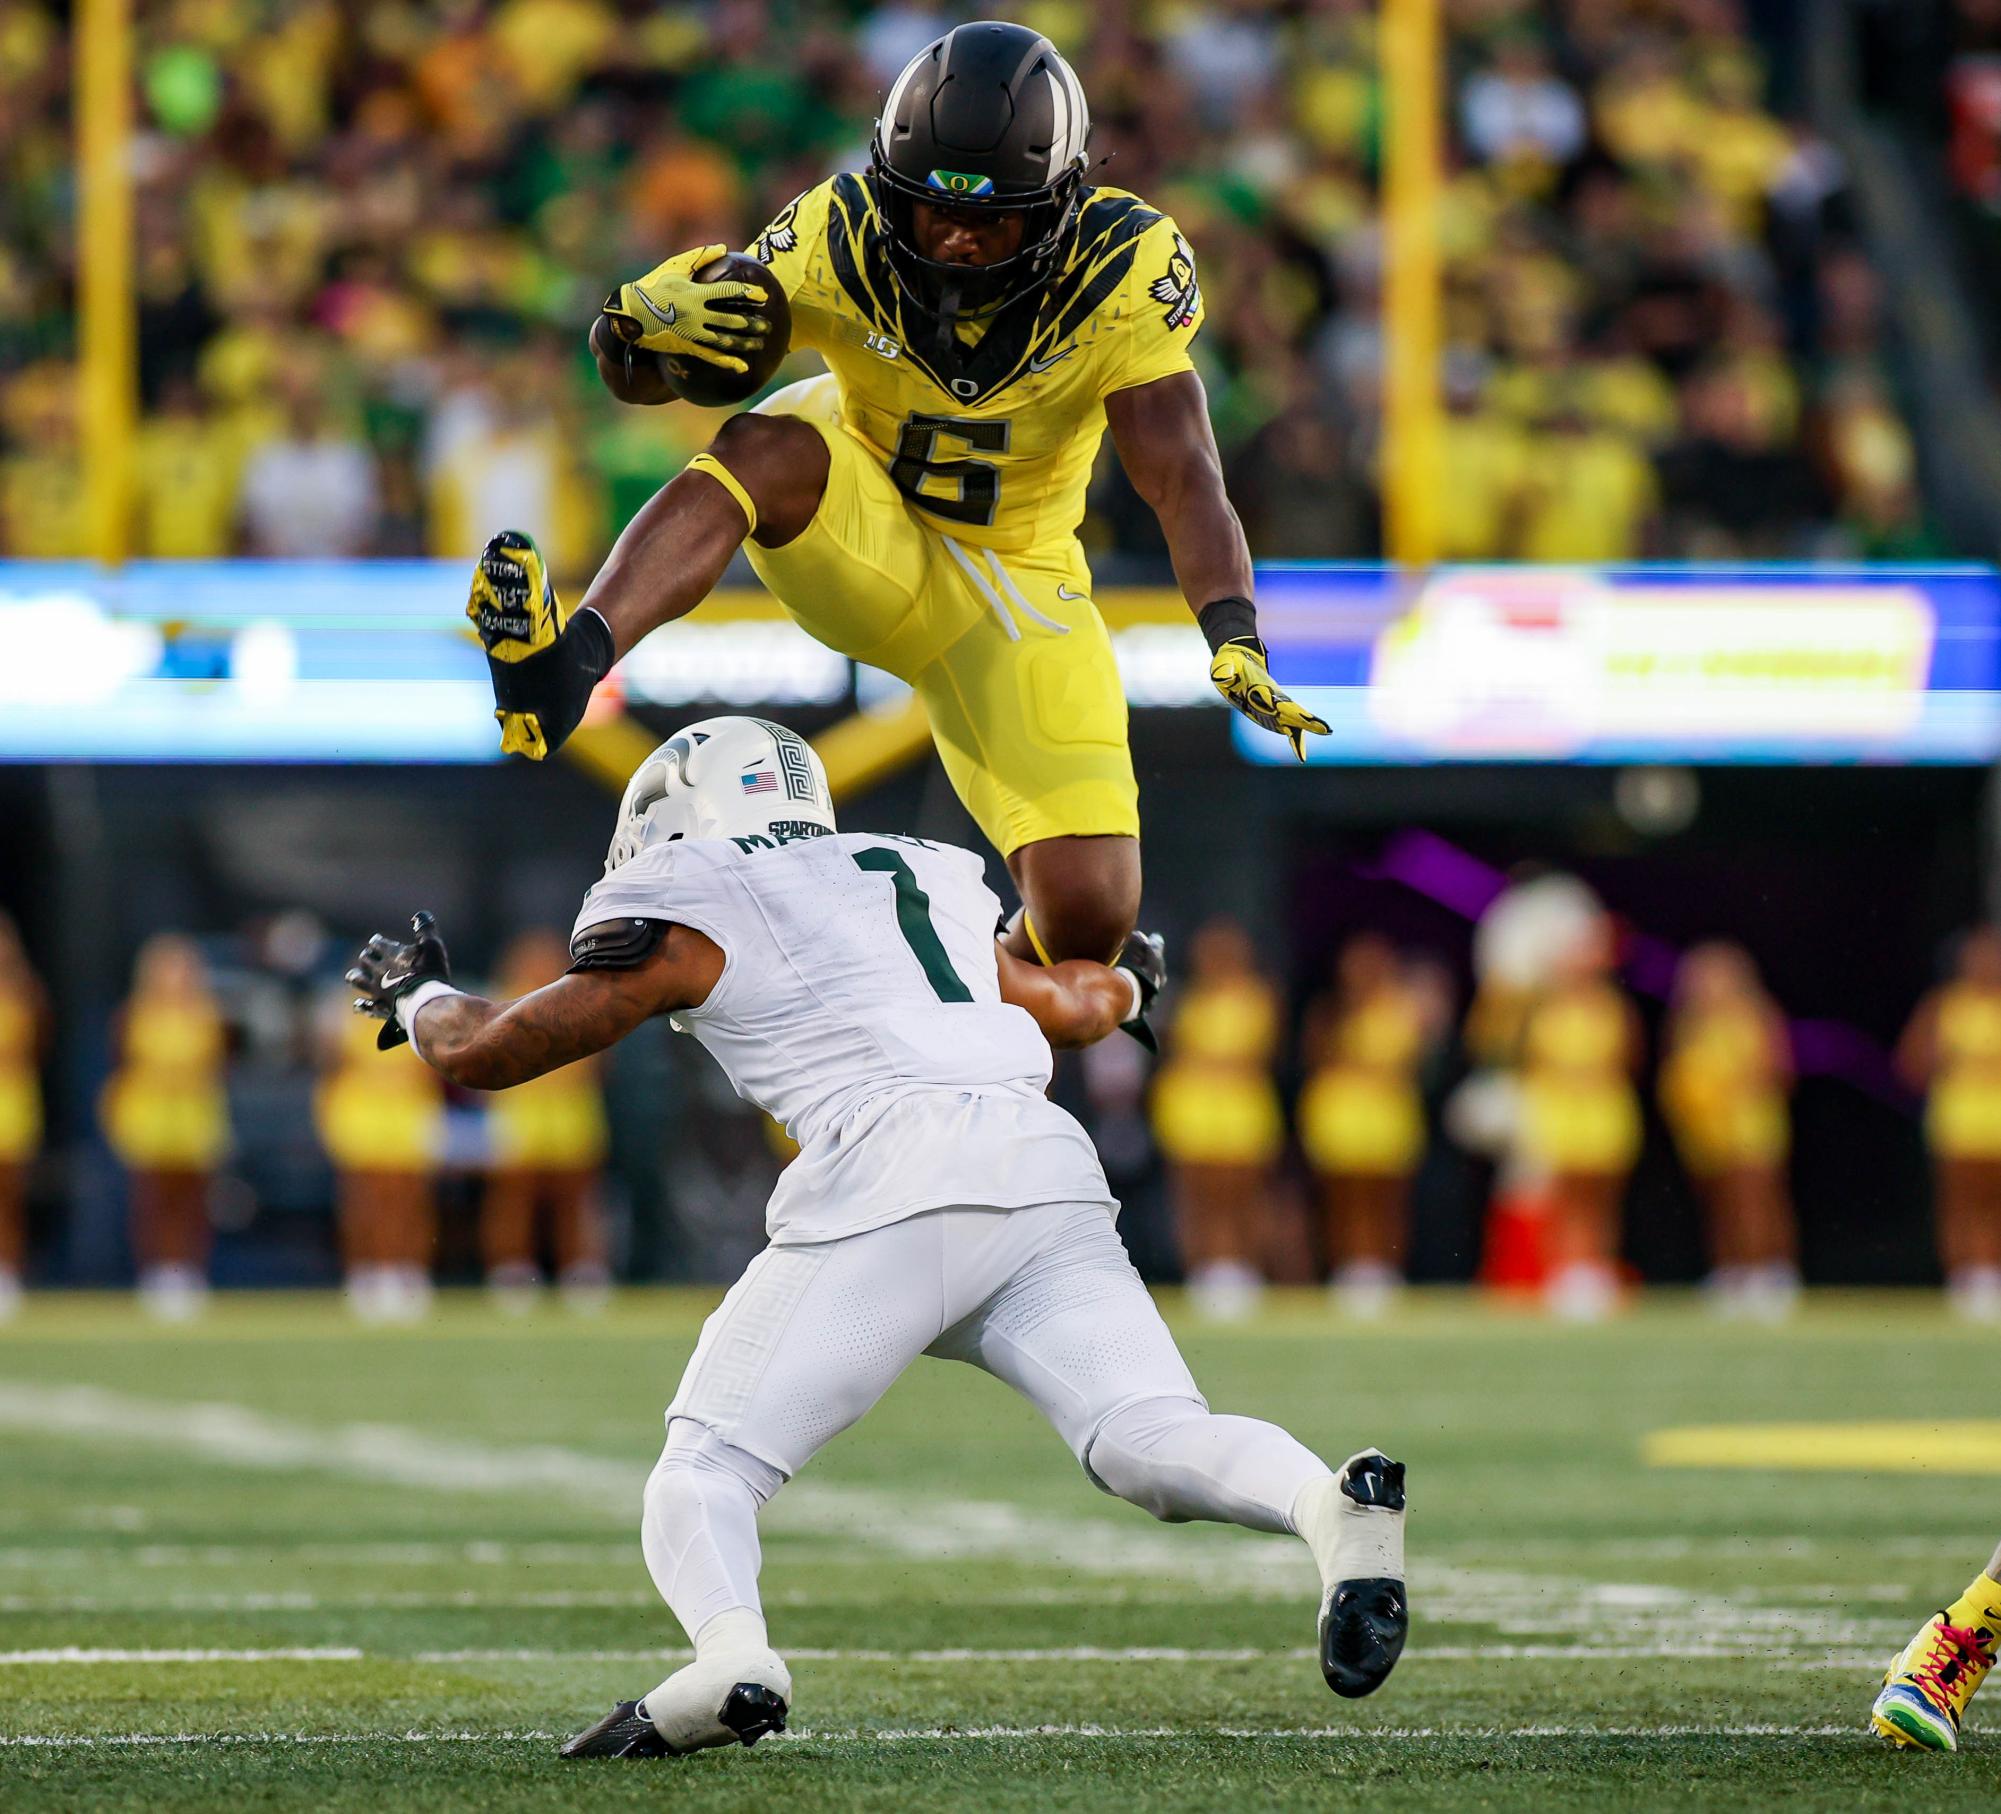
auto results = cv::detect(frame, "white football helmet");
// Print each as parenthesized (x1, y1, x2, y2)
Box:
(605, 716, 835, 870)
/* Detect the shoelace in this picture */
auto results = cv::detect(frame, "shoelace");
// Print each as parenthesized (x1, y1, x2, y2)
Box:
(1910, 1621, 1996, 1708)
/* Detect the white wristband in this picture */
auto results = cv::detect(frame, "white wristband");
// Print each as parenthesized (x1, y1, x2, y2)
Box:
(1114, 966, 1144, 1025)
(395, 980, 459, 1054)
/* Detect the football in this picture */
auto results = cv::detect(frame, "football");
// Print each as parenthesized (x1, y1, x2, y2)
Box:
(660, 253, 791, 407)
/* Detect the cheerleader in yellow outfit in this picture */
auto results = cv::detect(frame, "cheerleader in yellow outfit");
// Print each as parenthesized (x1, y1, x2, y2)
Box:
(100, 935, 230, 1320)
(1899, 927, 2001, 1320)
(1150, 917, 1285, 1318)
(1516, 929, 1642, 1319)
(1299, 936, 1441, 1316)
(315, 1003, 444, 1321)
(1661, 943, 1797, 1316)
(0, 915, 47, 1318)
(482, 931, 611, 1312)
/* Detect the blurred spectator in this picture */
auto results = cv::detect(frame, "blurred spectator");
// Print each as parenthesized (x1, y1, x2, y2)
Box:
(1297, 934, 1443, 1317)
(1660, 942, 1799, 1319)
(425, 344, 600, 569)
(0, 914, 47, 1319)
(1514, 912, 1641, 1321)
(480, 930, 611, 1313)
(1898, 927, 2001, 1322)
(0, 363, 87, 557)
(313, 1001, 443, 1322)
(99, 936, 229, 1321)
(238, 384, 380, 557)
(135, 376, 246, 557)
(1149, 916, 1284, 1320)
(1461, 34, 1587, 170)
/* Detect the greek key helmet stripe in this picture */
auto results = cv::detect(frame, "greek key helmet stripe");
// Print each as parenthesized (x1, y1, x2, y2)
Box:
(749, 717, 827, 807)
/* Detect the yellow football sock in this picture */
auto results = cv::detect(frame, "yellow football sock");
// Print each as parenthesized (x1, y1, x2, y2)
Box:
(1945, 1573, 2001, 1638)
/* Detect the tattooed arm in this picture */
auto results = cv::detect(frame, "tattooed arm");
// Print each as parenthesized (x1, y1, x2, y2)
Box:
(408, 925, 724, 1090)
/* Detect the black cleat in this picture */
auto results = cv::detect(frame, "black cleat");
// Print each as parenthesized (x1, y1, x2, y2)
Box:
(1319, 1450, 1409, 1698)
(560, 1699, 678, 1759)
(1320, 1576, 1409, 1698)
(558, 1685, 789, 1760)
(717, 1682, 789, 1746)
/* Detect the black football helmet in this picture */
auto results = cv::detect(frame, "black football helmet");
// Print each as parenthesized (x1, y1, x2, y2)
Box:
(870, 21, 1091, 333)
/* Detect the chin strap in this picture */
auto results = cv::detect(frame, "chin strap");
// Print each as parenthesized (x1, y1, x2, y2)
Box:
(932, 280, 963, 364)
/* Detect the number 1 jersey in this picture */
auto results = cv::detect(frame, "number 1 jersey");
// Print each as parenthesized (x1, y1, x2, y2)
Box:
(744, 175, 1204, 555)
(570, 832, 1114, 1243)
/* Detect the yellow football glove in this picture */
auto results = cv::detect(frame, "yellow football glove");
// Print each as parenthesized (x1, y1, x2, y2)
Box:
(599, 244, 770, 376)
(1201, 596, 1329, 761)
(465, 530, 613, 760)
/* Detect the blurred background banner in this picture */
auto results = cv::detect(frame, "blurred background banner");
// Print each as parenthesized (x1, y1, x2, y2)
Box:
(12, 560, 2001, 765)
(1246, 562, 2001, 764)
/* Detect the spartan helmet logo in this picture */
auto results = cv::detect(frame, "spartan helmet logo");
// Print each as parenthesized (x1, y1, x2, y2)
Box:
(1148, 234, 1201, 331)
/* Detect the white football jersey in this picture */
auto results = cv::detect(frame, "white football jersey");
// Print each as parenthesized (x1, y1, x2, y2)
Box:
(570, 831, 1113, 1243)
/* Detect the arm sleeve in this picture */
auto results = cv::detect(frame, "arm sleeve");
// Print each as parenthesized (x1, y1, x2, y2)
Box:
(746, 178, 839, 356)
(1102, 215, 1205, 398)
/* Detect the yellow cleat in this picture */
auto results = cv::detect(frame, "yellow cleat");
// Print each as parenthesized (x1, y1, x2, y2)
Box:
(1871, 1611, 1995, 1751)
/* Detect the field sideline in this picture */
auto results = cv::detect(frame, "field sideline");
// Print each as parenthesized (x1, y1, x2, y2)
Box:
(0, 1289, 1994, 1810)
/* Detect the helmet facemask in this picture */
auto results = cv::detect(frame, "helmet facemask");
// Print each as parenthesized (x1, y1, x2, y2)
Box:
(869, 150, 1086, 343)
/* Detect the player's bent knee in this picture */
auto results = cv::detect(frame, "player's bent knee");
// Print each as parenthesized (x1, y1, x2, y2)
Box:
(1015, 837, 1142, 964)
(645, 1417, 787, 1518)
(1082, 1395, 1211, 1523)
(704, 413, 828, 549)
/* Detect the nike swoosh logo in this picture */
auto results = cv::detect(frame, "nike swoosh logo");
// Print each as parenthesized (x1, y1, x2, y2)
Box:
(1027, 346, 1074, 374)
(637, 292, 677, 328)
(1056, 585, 1089, 602)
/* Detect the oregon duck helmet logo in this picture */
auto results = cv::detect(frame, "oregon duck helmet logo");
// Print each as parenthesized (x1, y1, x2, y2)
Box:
(1148, 234, 1201, 331)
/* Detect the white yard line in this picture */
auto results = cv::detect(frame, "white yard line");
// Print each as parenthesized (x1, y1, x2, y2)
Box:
(0, 1648, 363, 1665)
(0, 1540, 638, 1571)
(0, 1641, 1891, 1668)
(0, 1722, 1879, 1749)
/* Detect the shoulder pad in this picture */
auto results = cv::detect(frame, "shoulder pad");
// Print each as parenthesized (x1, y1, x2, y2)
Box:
(568, 917, 672, 972)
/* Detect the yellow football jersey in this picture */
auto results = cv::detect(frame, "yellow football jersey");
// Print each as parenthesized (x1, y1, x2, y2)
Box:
(747, 174, 1205, 554)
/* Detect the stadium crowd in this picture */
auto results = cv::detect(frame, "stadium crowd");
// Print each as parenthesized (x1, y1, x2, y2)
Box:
(0, 0, 1933, 574)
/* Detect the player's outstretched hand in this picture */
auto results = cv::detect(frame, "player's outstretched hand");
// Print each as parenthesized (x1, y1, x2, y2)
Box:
(1116, 930, 1167, 1054)
(600, 245, 771, 375)
(348, 913, 453, 1052)
(465, 530, 613, 760)
(1208, 637, 1331, 763)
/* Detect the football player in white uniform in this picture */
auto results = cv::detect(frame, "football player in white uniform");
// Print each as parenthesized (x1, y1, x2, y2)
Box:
(347, 715, 1407, 1762)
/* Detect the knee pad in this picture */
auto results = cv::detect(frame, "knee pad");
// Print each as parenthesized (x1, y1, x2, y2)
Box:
(647, 1417, 786, 1514)
(1081, 1394, 1210, 1522)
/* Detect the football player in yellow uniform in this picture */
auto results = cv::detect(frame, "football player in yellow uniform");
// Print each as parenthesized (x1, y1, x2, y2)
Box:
(471, 21, 1327, 965)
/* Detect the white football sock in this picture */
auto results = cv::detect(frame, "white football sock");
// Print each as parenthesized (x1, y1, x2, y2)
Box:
(641, 1419, 782, 1641)
(1291, 1455, 1405, 1594)
(638, 1426, 792, 1755)
(1087, 1396, 1331, 1535)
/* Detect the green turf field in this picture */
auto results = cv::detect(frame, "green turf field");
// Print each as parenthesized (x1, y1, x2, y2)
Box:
(0, 1290, 1995, 1810)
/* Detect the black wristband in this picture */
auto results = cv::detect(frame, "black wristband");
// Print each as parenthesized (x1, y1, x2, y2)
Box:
(1197, 595, 1259, 655)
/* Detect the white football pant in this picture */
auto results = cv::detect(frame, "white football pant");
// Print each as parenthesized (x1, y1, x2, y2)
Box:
(642, 1200, 1335, 1652)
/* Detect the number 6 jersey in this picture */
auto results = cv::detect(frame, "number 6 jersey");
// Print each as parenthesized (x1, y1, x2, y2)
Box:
(570, 832, 1114, 1244)
(745, 175, 1202, 556)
